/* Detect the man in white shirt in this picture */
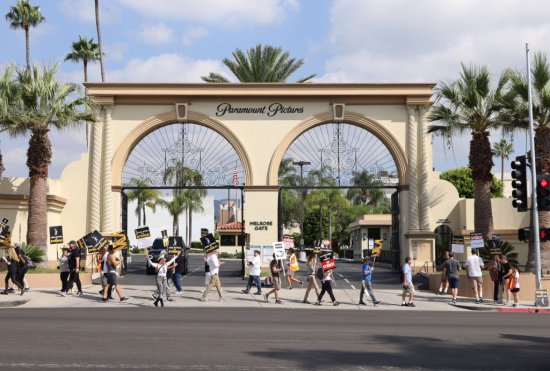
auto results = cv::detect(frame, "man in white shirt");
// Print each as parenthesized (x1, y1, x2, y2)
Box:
(465, 249, 485, 303)
(401, 257, 415, 307)
(242, 250, 262, 295)
(200, 250, 225, 302)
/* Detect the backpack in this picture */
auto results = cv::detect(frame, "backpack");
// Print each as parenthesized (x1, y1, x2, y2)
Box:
(316, 267, 324, 280)
(20, 254, 35, 269)
(399, 269, 405, 283)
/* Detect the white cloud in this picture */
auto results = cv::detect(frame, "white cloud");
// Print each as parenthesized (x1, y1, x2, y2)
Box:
(107, 53, 225, 82)
(181, 27, 208, 47)
(137, 23, 175, 45)
(116, 0, 298, 26)
(1, 139, 28, 178)
(59, 0, 120, 23)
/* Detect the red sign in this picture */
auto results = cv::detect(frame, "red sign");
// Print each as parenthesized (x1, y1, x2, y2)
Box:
(320, 252, 336, 271)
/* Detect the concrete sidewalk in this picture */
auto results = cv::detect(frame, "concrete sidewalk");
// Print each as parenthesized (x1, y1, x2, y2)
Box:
(0, 282, 542, 312)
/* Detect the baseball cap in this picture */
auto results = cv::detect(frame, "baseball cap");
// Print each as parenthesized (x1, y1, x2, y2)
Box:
(69, 240, 77, 245)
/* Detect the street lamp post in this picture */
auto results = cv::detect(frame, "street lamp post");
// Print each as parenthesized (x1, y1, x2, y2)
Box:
(293, 160, 311, 247)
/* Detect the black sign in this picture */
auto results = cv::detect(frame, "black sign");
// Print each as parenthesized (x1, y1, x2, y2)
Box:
(166, 236, 184, 255)
(112, 231, 128, 250)
(49, 226, 63, 244)
(490, 235, 502, 256)
(536, 289, 549, 307)
(161, 229, 169, 247)
(79, 230, 108, 254)
(201, 233, 219, 254)
(0, 218, 9, 243)
(135, 226, 151, 239)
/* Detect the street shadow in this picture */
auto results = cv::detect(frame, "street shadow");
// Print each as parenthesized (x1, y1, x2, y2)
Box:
(500, 333, 550, 344)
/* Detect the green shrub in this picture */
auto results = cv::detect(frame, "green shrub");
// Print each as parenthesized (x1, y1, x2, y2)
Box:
(479, 240, 519, 266)
(21, 244, 46, 266)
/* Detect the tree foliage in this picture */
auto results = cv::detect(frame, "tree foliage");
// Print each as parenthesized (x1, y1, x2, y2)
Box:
(440, 167, 503, 198)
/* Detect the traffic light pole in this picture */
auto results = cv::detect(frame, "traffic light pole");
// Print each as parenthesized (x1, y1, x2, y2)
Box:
(526, 44, 542, 291)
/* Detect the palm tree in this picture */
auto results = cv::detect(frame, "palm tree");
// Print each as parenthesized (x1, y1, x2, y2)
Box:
(126, 178, 160, 226)
(347, 170, 387, 207)
(185, 189, 205, 246)
(0, 64, 95, 248)
(64, 36, 100, 83)
(156, 194, 187, 237)
(202, 44, 316, 82)
(506, 52, 550, 271)
(428, 63, 510, 240)
(0, 66, 18, 176)
(5, 0, 45, 70)
(492, 138, 513, 184)
(94, 0, 105, 82)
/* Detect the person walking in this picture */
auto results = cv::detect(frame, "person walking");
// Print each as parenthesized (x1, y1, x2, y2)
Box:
(286, 248, 303, 289)
(58, 247, 70, 296)
(465, 249, 484, 303)
(508, 265, 520, 307)
(359, 256, 381, 305)
(264, 254, 282, 304)
(401, 257, 415, 307)
(499, 255, 512, 305)
(172, 250, 186, 295)
(303, 253, 320, 304)
(146, 253, 177, 307)
(436, 251, 450, 295)
(444, 252, 461, 304)
(488, 255, 502, 303)
(100, 246, 129, 303)
(66, 240, 83, 296)
(242, 250, 262, 295)
(202, 251, 211, 293)
(315, 268, 339, 306)
(1, 244, 25, 295)
(200, 250, 225, 302)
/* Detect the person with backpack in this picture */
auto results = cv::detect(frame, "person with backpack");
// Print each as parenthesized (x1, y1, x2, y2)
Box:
(100, 246, 129, 303)
(303, 253, 320, 304)
(401, 256, 415, 307)
(146, 253, 177, 307)
(359, 256, 381, 305)
(315, 267, 339, 306)
(264, 254, 283, 304)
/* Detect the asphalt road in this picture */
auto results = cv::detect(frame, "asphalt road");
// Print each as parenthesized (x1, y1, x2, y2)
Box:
(1, 308, 548, 370)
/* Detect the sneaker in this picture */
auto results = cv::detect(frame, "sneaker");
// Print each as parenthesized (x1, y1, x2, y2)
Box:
(479, 298, 484, 303)
(303, 300, 311, 304)
(75, 291, 83, 297)
(199, 297, 207, 302)
(120, 297, 129, 303)
(497, 301, 503, 305)
(200, 288, 205, 293)
(263, 294, 269, 303)
(167, 297, 175, 302)
(275, 300, 283, 304)
(7, 288, 14, 293)
(59, 291, 66, 297)
(374, 301, 382, 305)
(99, 298, 108, 303)
(435, 291, 442, 295)
(401, 303, 409, 307)
(24, 287, 29, 292)
(107, 297, 115, 301)
(175, 290, 183, 295)
(451, 299, 457, 304)
(241, 289, 249, 294)
(254, 292, 262, 295)
(314, 301, 321, 306)
(512, 303, 518, 307)
(358, 301, 367, 306)
(20, 290, 24, 296)
(408, 302, 416, 307)
(333, 301, 340, 306)
(287, 287, 293, 290)
(475, 299, 481, 304)
(151, 293, 159, 300)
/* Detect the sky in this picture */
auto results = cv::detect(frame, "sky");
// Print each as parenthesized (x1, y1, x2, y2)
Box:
(1, 0, 549, 179)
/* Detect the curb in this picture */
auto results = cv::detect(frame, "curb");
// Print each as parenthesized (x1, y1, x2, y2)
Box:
(0, 298, 30, 308)
(498, 307, 550, 314)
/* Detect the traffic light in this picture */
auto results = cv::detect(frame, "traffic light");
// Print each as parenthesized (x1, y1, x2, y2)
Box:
(518, 227, 530, 242)
(536, 175, 550, 211)
(540, 228, 550, 242)
(511, 155, 528, 212)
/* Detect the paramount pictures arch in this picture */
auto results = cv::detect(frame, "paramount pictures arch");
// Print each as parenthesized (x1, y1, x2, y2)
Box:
(83, 82, 445, 268)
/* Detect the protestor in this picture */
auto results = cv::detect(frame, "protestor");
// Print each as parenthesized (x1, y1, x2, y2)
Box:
(201, 251, 211, 293)
(146, 253, 177, 307)
(465, 249, 484, 303)
(286, 248, 303, 289)
(58, 247, 70, 296)
(488, 255, 502, 303)
(200, 250, 225, 302)
(15, 245, 30, 293)
(359, 256, 381, 306)
(508, 265, 520, 307)
(242, 250, 262, 295)
(172, 250, 186, 294)
(100, 246, 129, 303)
(499, 255, 512, 305)
(401, 256, 415, 307)
(1, 244, 25, 295)
(303, 253, 320, 304)
(264, 254, 283, 304)
(444, 252, 461, 304)
(66, 240, 83, 296)
(99, 246, 114, 300)
(315, 268, 339, 306)
(436, 251, 450, 295)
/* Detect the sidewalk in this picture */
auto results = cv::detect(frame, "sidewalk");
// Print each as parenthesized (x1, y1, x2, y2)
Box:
(0, 283, 544, 312)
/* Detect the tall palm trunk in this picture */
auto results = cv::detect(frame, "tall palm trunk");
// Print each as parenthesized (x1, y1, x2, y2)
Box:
(83, 59, 88, 83)
(470, 132, 494, 240)
(142, 204, 147, 225)
(188, 207, 193, 246)
(173, 215, 179, 237)
(24, 25, 30, 69)
(26, 127, 51, 248)
(500, 155, 504, 184)
(95, 0, 105, 82)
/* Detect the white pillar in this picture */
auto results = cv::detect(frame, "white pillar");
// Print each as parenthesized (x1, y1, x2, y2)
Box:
(418, 105, 431, 230)
(87, 109, 103, 232)
(407, 106, 419, 231)
(101, 105, 113, 233)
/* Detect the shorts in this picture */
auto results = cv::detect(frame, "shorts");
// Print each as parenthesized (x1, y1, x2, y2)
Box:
(106, 272, 117, 285)
(288, 270, 295, 277)
(469, 276, 483, 287)
(204, 272, 212, 285)
(511, 288, 520, 293)
(402, 284, 415, 294)
(273, 276, 281, 290)
(101, 274, 108, 286)
(448, 276, 460, 289)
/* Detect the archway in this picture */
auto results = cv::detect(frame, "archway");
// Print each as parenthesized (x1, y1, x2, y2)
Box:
(434, 225, 453, 265)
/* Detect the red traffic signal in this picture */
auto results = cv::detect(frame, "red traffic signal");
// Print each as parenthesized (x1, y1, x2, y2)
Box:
(540, 228, 549, 242)
(537, 175, 550, 211)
